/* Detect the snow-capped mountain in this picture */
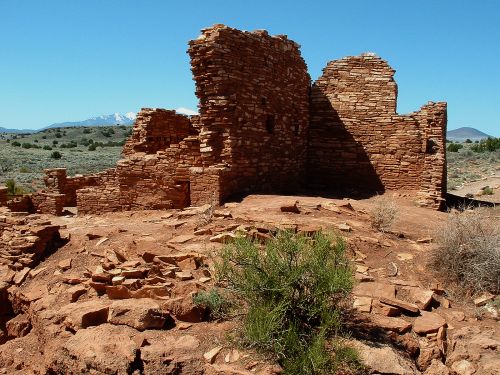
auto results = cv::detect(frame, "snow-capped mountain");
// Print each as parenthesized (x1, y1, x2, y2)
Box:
(43, 112, 137, 129)
(42, 108, 197, 130)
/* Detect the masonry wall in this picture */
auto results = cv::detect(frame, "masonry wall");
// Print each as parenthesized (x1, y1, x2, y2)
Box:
(308, 54, 447, 208)
(0, 187, 7, 206)
(76, 109, 202, 214)
(188, 25, 310, 202)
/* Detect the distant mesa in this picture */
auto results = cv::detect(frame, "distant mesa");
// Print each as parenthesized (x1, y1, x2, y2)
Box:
(447, 127, 491, 141)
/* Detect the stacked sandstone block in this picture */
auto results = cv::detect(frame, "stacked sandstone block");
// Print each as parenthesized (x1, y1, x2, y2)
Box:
(308, 53, 446, 208)
(0, 187, 7, 207)
(188, 25, 311, 201)
(77, 109, 202, 214)
(123, 109, 195, 156)
(0, 212, 61, 273)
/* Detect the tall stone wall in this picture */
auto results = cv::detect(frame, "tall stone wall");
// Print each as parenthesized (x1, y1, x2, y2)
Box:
(308, 54, 446, 208)
(188, 25, 310, 202)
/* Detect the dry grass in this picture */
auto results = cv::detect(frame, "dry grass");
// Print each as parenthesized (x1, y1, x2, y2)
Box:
(431, 207, 500, 295)
(370, 195, 398, 233)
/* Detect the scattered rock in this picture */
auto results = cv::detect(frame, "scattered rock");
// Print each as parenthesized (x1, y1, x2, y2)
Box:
(58, 258, 72, 271)
(6, 314, 31, 338)
(423, 359, 450, 375)
(369, 314, 412, 333)
(204, 346, 223, 364)
(279, 201, 300, 214)
(210, 232, 237, 243)
(353, 296, 372, 312)
(379, 296, 419, 313)
(337, 223, 352, 232)
(353, 281, 395, 299)
(108, 298, 172, 331)
(349, 339, 418, 374)
(473, 292, 495, 306)
(413, 312, 446, 335)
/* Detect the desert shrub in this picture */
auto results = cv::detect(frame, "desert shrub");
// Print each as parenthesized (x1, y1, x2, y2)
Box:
(19, 166, 30, 173)
(21, 142, 32, 149)
(471, 137, 500, 153)
(370, 195, 398, 232)
(52, 140, 58, 145)
(5, 179, 27, 196)
(465, 139, 472, 143)
(193, 288, 233, 320)
(55, 133, 62, 138)
(43, 145, 52, 150)
(50, 151, 62, 159)
(42, 135, 47, 139)
(216, 230, 355, 375)
(83, 128, 91, 134)
(447, 143, 463, 152)
(11, 141, 21, 147)
(482, 186, 494, 195)
(431, 208, 500, 294)
(88, 144, 97, 151)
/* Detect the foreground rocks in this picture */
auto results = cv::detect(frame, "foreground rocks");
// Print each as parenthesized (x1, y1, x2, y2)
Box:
(0, 196, 498, 374)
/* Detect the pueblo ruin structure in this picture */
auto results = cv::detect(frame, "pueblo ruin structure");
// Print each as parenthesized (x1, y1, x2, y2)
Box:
(2, 24, 447, 214)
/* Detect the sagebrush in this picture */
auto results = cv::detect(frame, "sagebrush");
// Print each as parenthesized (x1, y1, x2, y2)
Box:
(216, 230, 359, 374)
(431, 207, 500, 294)
(371, 195, 398, 232)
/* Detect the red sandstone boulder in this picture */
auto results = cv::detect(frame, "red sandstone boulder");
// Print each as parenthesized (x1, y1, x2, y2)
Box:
(108, 298, 173, 331)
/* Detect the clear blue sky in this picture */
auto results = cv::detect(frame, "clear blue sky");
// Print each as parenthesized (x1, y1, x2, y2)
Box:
(1, 0, 499, 135)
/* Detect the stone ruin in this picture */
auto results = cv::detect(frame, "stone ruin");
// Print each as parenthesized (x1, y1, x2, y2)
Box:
(1, 24, 446, 215)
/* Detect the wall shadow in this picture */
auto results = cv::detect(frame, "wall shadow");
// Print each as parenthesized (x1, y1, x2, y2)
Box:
(305, 86, 385, 199)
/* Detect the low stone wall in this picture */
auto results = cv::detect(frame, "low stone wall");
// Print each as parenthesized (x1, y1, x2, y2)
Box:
(0, 187, 7, 207)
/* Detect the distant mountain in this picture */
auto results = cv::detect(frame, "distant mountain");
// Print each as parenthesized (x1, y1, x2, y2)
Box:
(43, 112, 137, 130)
(0, 126, 33, 134)
(447, 127, 492, 141)
(41, 108, 198, 130)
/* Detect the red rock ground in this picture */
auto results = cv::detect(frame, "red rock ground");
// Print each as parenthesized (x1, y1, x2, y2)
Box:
(0, 193, 498, 374)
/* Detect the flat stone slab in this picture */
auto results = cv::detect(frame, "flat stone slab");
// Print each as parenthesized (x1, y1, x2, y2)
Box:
(413, 312, 446, 335)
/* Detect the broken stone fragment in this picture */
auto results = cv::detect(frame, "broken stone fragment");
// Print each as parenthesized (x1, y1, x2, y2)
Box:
(379, 296, 419, 313)
(210, 232, 236, 243)
(106, 285, 131, 299)
(413, 312, 446, 335)
(13, 267, 30, 285)
(336, 223, 352, 232)
(6, 314, 31, 338)
(280, 201, 300, 213)
(369, 314, 412, 333)
(473, 292, 495, 306)
(405, 287, 435, 310)
(204, 346, 223, 363)
(58, 258, 72, 271)
(353, 281, 395, 299)
(59, 300, 110, 330)
(175, 271, 194, 281)
(353, 296, 372, 312)
(67, 284, 87, 303)
(108, 298, 171, 331)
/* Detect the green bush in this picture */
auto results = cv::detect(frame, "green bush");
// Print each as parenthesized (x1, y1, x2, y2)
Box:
(55, 133, 62, 138)
(216, 230, 355, 375)
(19, 166, 30, 173)
(447, 143, 463, 152)
(52, 140, 58, 145)
(193, 288, 233, 320)
(11, 141, 21, 147)
(465, 138, 472, 143)
(43, 145, 53, 150)
(83, 128, 91, 134)
(50, 151, 62, 159)
(21, 143, 32, 149)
